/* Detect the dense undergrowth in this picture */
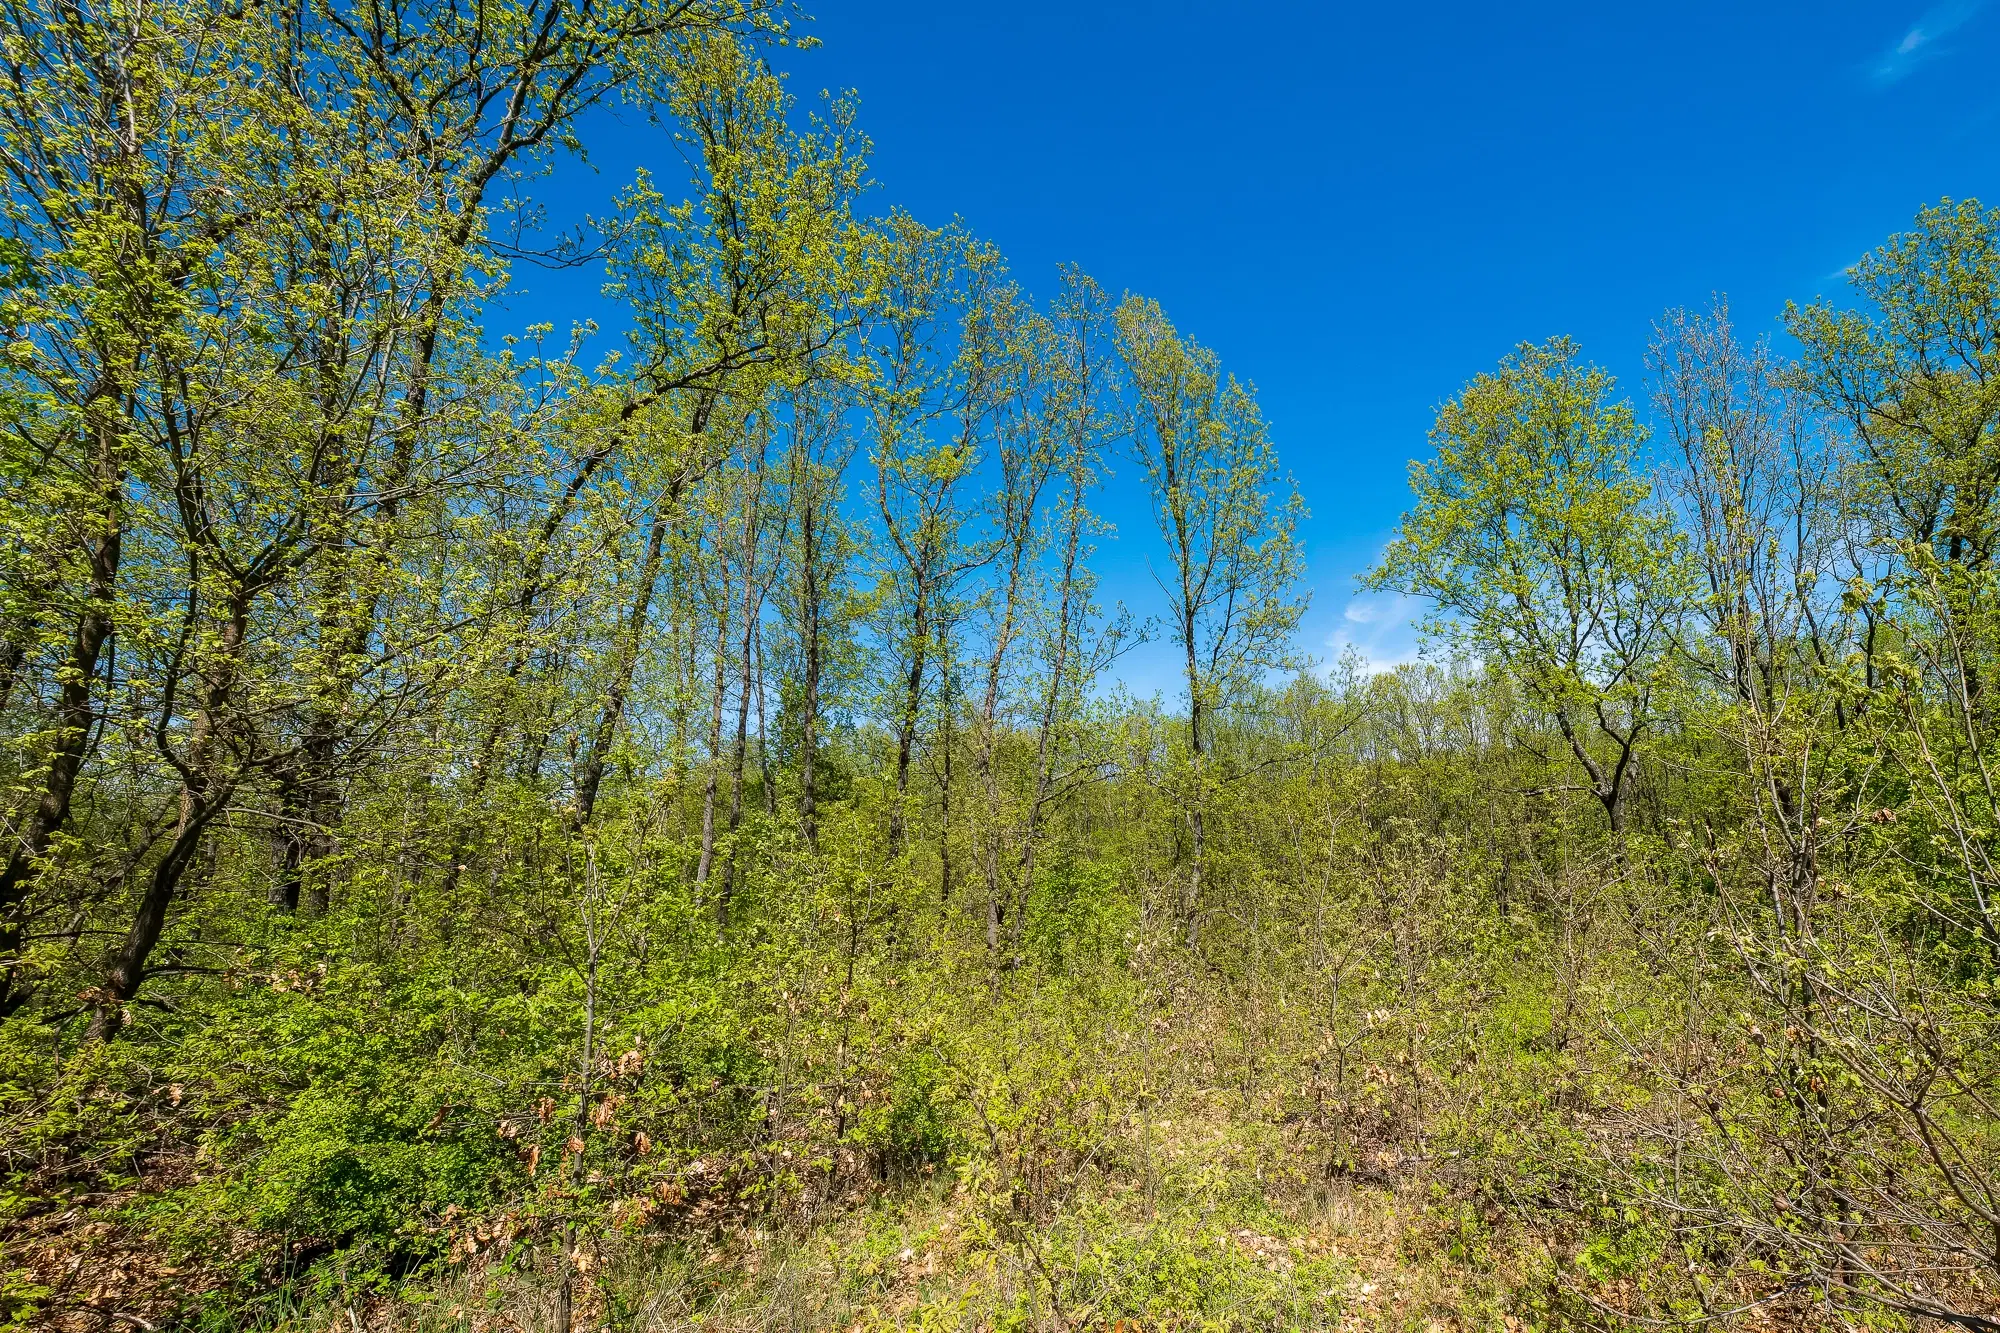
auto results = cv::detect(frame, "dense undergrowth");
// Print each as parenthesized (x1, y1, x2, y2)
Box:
(3, 0, 1999, 1328)
(11, 767, 1990, 1331)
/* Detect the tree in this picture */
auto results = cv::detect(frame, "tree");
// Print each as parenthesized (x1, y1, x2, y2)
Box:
(0, 0, 795, 1018)
(861, 216, 990, 858)
(777, 382, 860, 849)
(1006, 272, 1127, 964)
(1369, 337, 1688, 834)
(1790, 199, 2000, 579)
(1652, 300, 1843, 715)
(1115, 295, 1305, 946)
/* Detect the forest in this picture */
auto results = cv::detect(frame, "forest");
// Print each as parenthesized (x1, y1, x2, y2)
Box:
(1, 1, 1998, 1330)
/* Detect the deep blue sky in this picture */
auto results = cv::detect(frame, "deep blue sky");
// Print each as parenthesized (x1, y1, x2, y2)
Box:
(511, 1, 2000, 692)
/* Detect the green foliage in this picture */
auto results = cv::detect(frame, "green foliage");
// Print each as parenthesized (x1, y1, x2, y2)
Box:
(0, 1254, 44, 1333)
(0, 0, 1997, 1326)
(1005, 1194, 1352, 1332)
(1371, 337, 1691, 830)
(854, 1046, 961, 1175)
(1025, 858, 1133, 972)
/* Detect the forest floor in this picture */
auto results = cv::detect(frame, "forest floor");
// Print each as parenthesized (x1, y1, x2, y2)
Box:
(257, 1090, 1546, 1333)
(20, 981, 1862, 1333)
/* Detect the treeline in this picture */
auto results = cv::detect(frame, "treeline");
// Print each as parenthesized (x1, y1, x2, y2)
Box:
(1, 0, 1997, 1329)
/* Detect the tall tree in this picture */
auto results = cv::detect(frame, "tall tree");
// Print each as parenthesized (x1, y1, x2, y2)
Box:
(862, 216, 989, 857)
(1115, 296, 1305, 946)
(1369, 337, 1688, 834)
(778, 383, 857, 849)
(1790, 199, 2000, 580)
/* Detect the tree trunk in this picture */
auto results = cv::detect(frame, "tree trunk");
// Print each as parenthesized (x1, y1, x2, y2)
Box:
(977, 544, 1031, 957)
(572, 505, 672, 832)
(435, 409, 691, 899)
(89, 783, 230, 1041)
(1182, 629, 1206, 949)
(269, 759, 305, 913)
(937, 667, 954, 904)
(1016, 485, 1089, 963)
(1548, 702, 1625, 835)
(890, 599, 928, 855)
(719, 617, 755, 909)
(720, 432, 771, 908)
(0, 421, 124, 1015)
(756, 630, 776, 818)
(697, 603, 729, 908)
(90, 588, 251, 1039)
(797, 505, 823, 849)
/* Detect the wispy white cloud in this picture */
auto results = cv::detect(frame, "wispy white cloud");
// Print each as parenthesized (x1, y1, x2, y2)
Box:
(1326, 591, 1425, 676)
(1872, 2, 1986, 84)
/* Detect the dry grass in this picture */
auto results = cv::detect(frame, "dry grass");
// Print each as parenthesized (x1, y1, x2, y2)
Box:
(276, 1081, 1542, 1333)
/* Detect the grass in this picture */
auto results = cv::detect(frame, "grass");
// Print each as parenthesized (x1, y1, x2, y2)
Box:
(276, 1082, 1540, 1333)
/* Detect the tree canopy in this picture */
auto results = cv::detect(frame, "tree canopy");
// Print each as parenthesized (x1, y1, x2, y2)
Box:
(0, 5, 1997, 1331)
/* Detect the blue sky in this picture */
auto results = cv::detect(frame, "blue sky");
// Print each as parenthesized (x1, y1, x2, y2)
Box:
(509, 1, 2000, 694)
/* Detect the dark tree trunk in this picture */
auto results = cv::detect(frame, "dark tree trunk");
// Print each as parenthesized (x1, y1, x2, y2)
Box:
(890, 600, 928, 855)
(756, 631, 776, 818)
(572, 506, 672, 832)
(0, 423, 124, 1015)
(697, 604, 729, 910)
(89, 785, 229, 1041)
(797, 504, 823, 849)
(90, 589, 251, 1039)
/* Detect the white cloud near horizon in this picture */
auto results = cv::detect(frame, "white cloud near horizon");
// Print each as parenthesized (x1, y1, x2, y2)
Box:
(1326, 591, 1426, 676)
